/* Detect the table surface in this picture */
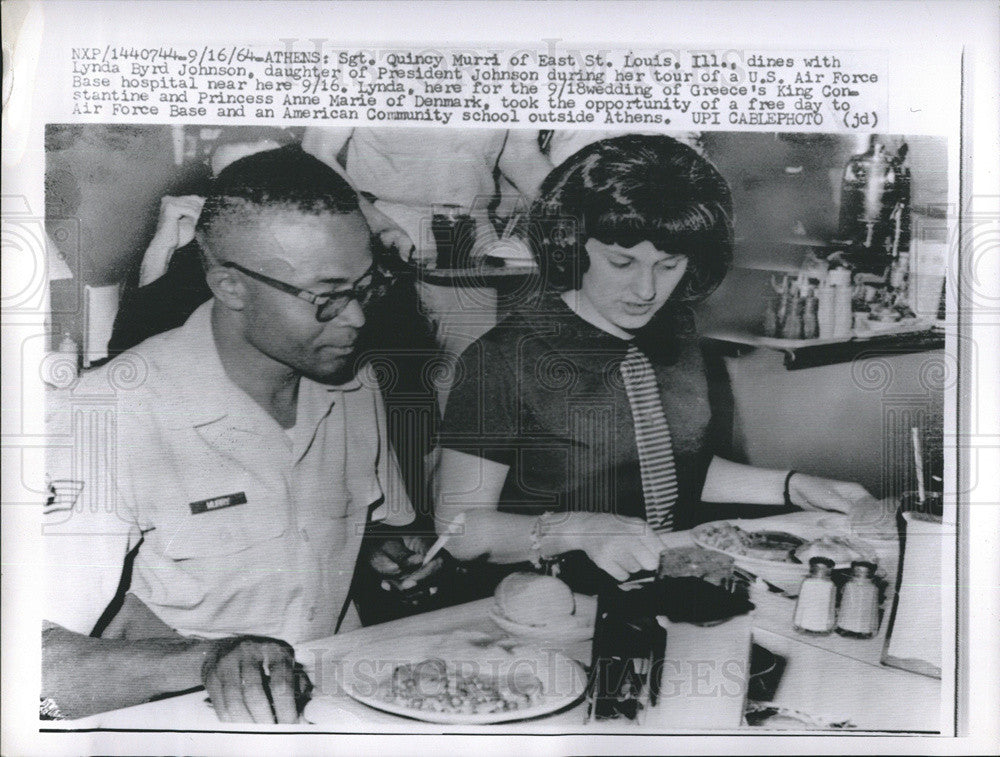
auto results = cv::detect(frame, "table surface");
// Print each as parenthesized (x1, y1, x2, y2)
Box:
(48, 514, 944, 734)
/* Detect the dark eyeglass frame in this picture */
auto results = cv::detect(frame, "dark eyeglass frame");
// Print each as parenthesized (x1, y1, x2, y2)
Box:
(220, 259, 392, 322)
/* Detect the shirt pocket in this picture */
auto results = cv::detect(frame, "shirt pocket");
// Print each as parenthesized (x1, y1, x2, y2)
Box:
(153, 485, 288, 561)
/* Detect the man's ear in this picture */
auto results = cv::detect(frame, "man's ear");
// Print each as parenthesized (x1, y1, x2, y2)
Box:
(205, 264, 247, 312)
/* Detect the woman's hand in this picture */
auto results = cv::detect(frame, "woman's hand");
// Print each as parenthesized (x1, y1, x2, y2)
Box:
(848, 493, 899, 540)
(547, 512, 663, 581)
(787, 472, 872, 514)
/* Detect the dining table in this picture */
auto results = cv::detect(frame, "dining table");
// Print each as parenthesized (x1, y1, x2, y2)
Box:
(45, 512, 945, 734)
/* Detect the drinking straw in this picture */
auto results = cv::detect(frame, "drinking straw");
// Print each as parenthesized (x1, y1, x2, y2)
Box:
(911, 427, 926, 504)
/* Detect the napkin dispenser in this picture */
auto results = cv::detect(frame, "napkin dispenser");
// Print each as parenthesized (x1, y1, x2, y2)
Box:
(881, 511, 943, 678)
(585, 577, 754, 725)
(649, 612, 754, 729)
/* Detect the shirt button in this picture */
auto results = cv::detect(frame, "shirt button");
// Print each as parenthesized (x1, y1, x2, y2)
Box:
(308, 606, 316, 621)
(300, 528, 310, 542)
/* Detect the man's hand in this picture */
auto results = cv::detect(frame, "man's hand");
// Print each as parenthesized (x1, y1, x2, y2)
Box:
(787, 473, 872, 514)
(201, 635, 303, 724)
(368, 534, 444, 592)
(139, 195, 205, 285)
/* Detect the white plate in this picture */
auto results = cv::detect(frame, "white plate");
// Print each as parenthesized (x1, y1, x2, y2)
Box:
(691, 520, 877, 570)
(314, 631, 587, 725)
(488, 594, 597, 642)
(690, 517, 880, 595)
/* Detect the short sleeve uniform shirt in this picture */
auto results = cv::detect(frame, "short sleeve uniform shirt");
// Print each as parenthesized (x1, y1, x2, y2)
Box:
(43, 301, 413, 644)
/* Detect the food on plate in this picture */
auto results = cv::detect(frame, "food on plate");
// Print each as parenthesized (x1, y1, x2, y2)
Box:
(494, 573, 576, 627)
(657, 545, 735, 583)
(692, 523, 804, 561)
(743, 531, 806, 561)
(692, 521, 748, 554)
(381, 659, 542, 714)
(377, 633, 545, 715)
(793, 535, 877, 566)
(694, 522, 876, 569)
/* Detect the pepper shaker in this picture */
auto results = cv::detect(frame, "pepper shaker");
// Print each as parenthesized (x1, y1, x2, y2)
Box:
(836, 561, 880, 638)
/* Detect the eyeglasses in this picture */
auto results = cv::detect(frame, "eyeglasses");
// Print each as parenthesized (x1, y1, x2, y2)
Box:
(220, 260, 393, 322)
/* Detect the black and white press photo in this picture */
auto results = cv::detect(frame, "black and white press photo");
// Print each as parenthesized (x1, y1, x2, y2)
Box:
(37, 123, 950, 731)
(2, 2, 997, 755)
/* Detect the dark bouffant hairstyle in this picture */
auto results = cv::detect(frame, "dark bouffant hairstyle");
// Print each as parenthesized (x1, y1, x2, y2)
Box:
(528, 134, 734, 304)
(196, 143, 360, 257)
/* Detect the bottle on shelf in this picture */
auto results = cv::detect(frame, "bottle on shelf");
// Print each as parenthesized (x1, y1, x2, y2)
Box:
(803, 288, 819, 339)
(833, 280, 855, 338)
(816, 284, 835, 338)
(763, 298, 779, 338)
(781, 289, 804, 340)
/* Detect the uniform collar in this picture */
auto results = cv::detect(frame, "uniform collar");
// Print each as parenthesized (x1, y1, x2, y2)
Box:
(161, 301, 361, 431)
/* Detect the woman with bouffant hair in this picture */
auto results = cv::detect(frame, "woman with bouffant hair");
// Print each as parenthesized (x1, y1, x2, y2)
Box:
(534, 133, 732, 302)
(436, 135, 873, 593)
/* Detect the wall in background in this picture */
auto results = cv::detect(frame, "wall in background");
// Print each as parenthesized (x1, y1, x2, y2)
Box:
(723, 348, 944, 499)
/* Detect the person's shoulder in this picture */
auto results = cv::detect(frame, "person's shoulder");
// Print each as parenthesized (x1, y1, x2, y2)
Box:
(456, 309, 524, 355)
(60, 326, 189, 412)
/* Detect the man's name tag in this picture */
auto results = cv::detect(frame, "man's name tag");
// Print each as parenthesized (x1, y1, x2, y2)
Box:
(189, 491, 247, 515)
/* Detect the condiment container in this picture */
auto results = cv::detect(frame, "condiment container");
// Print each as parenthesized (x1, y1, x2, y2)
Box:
(763, 297, 779, 337)
(781, 291, 804, 339)
(649, 613, 753, 729)
(792, 557, 837, 635)
(816, 284, 835, 338)
(833, 282, 854, 338)
(803, 289, 819, 339)
(836, 561, 880, 638)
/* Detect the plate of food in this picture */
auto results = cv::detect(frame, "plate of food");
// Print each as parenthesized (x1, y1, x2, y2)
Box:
(691, 520, 879, 595)
(309, 629, 586, 724)
(488, 573, 596, 642)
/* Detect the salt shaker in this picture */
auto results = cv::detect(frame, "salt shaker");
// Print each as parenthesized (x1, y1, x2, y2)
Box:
(793, 557, 837, 635)
(836, 561, 880, 638)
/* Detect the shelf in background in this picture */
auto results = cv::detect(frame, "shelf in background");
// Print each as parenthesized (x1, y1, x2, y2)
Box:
(706, 325, 945, 370)
(413, 263, 538, 287)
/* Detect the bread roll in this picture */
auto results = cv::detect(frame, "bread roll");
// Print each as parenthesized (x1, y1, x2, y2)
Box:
(494, 573, 575, 627)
